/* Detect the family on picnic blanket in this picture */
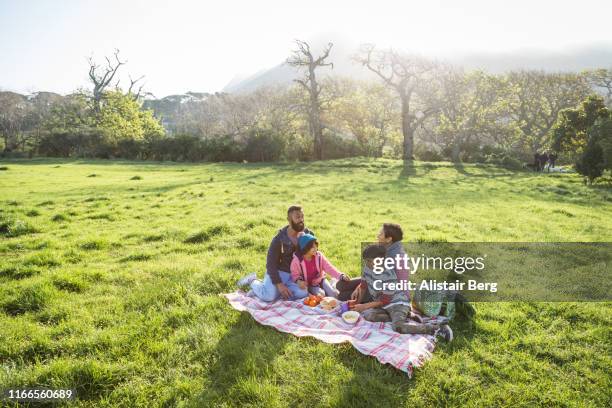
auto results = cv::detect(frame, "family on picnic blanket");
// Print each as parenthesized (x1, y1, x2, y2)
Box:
(236, 205, 454, 342)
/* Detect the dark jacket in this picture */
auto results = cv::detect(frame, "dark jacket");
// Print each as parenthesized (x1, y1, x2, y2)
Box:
(266, 226, 314, 284)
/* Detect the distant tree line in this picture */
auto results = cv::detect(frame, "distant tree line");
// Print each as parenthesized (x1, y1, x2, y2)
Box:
(1, 43, 611, 182)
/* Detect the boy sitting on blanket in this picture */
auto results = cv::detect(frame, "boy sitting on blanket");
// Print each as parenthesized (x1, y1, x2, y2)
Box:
(348, 224, 453, 341)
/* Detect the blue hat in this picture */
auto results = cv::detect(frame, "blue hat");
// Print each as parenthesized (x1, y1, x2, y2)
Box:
(298, 233, 317, 251)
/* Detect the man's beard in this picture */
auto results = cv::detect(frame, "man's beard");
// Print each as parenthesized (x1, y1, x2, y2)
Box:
(290, 220, 304, 232)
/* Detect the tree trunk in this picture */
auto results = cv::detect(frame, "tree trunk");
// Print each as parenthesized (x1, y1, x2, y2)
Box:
(1, 134, 9, 152)
(309, 68, 323, 160)
(400, 98, 413, 160)
(2, 132, 17, 153)
(310, 104, 323, 160)
(451, 136, 462, 162)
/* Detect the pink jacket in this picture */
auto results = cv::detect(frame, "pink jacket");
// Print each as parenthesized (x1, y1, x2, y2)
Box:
(290, 251, 344, 286)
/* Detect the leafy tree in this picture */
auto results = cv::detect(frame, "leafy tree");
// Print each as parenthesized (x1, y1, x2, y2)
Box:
(327, 78, 400, 157)
(553, 95, 611, 184)
(553, 95, 609, 155)
(502, 71, 591, 155)
(0, 91, 31, 152)
(435, 70, 509, 162)
(575, 133, 605, 184)
(95, 90, 164, 151)
(356, 45, 441, 160)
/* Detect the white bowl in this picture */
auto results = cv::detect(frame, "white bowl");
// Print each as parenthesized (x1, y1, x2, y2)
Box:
(342, 311, 360, 324)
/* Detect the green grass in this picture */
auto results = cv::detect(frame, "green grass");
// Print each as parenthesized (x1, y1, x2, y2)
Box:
(0, 157, 610, 407)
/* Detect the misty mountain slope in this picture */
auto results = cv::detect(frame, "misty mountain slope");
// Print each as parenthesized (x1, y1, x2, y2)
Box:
(223, 45, 612, 94)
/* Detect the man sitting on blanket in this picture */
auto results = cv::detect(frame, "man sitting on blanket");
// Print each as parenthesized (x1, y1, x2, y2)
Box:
(237, 205, 311, 301)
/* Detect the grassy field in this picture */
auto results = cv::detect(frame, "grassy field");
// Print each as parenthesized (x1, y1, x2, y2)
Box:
(0, 158, 610, 407)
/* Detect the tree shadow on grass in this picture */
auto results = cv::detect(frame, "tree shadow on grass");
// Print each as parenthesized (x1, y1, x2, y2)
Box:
(453, 161, 470, 176)
(398, 160, 417, 179)
(452, 161, 531, 180)
(191, 312, 290, 407)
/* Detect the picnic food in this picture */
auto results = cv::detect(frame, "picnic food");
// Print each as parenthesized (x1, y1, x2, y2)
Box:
(342, 311, 359, 324)
(319, 297, 339, 311)
(304, 294, 322, 307)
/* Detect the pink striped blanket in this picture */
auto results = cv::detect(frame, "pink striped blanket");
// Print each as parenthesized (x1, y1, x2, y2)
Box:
(224, 291, 439, 377)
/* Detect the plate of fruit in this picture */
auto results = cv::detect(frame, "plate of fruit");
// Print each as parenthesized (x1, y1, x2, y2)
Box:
(303, 294, 323, 307)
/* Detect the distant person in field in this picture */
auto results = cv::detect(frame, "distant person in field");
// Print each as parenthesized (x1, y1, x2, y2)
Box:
(534, 152, 549, 172)
(289, 233, 350, 297)
(548, 151, 557, 171)
(237, 205, 311, 301)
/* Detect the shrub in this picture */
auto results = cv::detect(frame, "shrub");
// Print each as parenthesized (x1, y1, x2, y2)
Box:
(415, 144, 443, 162)
(575, 116, 611, 184)
(484, 153, 524, 170)
(202, 135, 245, 162)
(244, 128, 285, 162)
(500, 155, 524, 170)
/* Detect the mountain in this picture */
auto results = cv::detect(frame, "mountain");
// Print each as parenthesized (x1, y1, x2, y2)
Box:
(223, 44, 612, 94)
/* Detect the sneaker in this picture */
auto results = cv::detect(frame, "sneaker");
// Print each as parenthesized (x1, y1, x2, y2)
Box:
(434, 316, 450, 325)
(246, 289, 255, 297)
(435, 324, 454, 342)
(237, 272, 257, 289)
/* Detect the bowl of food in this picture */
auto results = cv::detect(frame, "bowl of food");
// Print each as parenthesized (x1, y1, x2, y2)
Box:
(341, 311, 360, 324)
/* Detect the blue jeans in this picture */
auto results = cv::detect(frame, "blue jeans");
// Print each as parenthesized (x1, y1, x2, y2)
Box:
(250, 270, 308, 302)
(308, 278, 339, 297)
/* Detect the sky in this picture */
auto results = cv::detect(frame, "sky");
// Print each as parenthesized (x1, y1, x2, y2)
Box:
(1, 0, 611, 97)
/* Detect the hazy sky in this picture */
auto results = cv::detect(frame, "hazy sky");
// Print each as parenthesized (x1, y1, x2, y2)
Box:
(1, 0, 611, 96)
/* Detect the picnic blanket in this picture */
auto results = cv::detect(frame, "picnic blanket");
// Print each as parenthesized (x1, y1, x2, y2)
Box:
(224, 291, 441, 377)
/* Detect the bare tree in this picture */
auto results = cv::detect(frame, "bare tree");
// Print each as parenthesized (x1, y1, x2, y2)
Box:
(87, 49, 125, 110)
(356, 45, 439, 160)
(127, 74, 148, 101)
(287, 40, 333, 160)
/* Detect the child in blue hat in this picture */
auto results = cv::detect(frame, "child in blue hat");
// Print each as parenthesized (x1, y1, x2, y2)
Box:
(290, 233, 349, 297)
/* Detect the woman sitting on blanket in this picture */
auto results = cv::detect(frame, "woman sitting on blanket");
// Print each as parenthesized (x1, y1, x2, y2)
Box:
(290, 233, 350, 298)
